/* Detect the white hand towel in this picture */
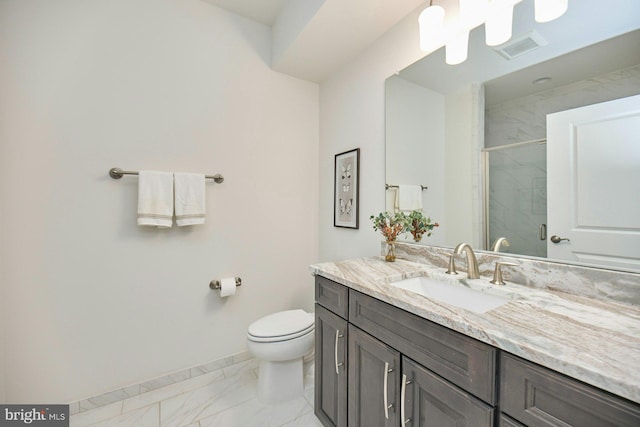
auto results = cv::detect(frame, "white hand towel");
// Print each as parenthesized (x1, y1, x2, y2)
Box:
(397, 185, 423, 212)
(174, 172, 205, 226)
(137, 171, 174, 228)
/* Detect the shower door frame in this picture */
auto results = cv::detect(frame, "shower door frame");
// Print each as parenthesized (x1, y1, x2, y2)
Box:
(482, 138, 547, 253)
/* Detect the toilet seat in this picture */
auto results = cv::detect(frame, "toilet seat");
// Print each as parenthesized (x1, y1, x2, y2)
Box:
(248, 309, 314, 343)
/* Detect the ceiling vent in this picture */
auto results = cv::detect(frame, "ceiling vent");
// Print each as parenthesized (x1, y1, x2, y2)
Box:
(493, 30, 548, 60)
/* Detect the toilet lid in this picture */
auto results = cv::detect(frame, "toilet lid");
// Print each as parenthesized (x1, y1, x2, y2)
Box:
(248, 309, 314, 341)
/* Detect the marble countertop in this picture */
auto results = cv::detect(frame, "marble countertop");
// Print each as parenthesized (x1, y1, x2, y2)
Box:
(310, 257, 640, 404)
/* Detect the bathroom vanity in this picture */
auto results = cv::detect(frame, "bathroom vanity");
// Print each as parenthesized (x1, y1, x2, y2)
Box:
(311, 246, 640, 427)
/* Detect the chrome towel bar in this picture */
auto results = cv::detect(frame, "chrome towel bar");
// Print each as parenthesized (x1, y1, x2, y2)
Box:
(109, 167, 224, 183)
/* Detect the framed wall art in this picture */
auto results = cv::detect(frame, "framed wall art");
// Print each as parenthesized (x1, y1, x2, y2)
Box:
(334, 148, 360, 229)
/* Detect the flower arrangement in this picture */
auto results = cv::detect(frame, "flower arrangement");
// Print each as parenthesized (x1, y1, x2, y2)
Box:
(406, 210, 439, 242)
(370, 209, 439, 247)
(369, 211, 407, 242)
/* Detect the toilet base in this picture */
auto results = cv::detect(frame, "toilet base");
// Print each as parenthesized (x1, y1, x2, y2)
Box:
(257, 358, 303, 404)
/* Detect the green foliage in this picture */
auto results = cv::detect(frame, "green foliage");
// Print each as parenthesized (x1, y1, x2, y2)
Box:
(406, 210, 439, 242)
(369, 211, 407, 241)
(370, 210, 439, 242)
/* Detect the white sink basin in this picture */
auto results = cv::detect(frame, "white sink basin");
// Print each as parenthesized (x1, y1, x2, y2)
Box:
(390, 276, 510, 313)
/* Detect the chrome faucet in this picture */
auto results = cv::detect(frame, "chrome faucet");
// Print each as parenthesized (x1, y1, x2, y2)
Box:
(491, 237, 510, 252)
(453, 243, 480, 279)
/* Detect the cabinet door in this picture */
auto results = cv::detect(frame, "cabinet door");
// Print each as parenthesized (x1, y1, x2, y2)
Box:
(501, 353, 640, 427)
(350, 289, 497, 404)
(348, 325, 401, 427)
(401, 357, 494, 427)
(315, 304, 348, 427)
(499, 414, 525, 427)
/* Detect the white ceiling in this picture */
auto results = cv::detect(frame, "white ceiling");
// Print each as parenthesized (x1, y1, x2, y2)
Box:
(201, 0, 425, 82)
(201, 0, 288, 26)
(483, 29, 640, 106)
(200, 0, 640, 87)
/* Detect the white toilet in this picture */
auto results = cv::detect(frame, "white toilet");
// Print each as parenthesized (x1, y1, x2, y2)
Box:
(247, 309, 315, 404)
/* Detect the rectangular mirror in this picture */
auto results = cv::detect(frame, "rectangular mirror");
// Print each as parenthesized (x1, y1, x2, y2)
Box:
(385, 0, 640, 272)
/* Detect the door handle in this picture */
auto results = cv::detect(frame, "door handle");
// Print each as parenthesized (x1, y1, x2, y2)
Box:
(550, 235, 570, 244)
(539, 223, 547, 240)
(334, 330, 344, 375)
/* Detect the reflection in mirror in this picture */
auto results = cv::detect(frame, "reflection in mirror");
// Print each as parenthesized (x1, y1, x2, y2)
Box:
(484, 140, 546, 258)
(385, 0, 640, 272)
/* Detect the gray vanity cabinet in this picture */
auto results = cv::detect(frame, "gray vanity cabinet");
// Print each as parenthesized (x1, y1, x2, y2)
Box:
(348, 324, 400, 426)
(315, 275, 496, 426)
(315, 304, 348, 427)
(499, 415, 525, 427)
(315, 274, 640, 427)
(315, 276, 349, 427)
(500, 353, 640, 426)
(402, 357, 494, 426)
(348, 287, 497, 406)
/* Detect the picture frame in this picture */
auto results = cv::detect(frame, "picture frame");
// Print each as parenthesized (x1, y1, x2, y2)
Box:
(334, 148, 360, 229)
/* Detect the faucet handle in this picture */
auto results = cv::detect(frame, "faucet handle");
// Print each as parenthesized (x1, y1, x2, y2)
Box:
(490, 262, 519, 285)
(445, 254, 458, 275)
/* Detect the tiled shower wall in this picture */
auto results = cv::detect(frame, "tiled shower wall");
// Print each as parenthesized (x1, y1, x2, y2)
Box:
(483, 64, 640, 254)
(486, 143, 547, 257)
(485, 64, 640, 147)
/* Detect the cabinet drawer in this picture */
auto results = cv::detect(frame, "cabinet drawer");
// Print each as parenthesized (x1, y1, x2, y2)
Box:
(315, 275, 349, 319)
(500, 353, 640, 426)
(349, 289, 497, 404)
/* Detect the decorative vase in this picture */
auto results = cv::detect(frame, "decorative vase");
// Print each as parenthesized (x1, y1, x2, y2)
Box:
(385, 240, 396, 262)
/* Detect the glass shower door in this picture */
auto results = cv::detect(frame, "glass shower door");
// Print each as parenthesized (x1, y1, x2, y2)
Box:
(484, 141, 547, 257)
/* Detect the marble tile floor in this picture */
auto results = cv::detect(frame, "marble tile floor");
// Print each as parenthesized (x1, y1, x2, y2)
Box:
(70, 359, 323, 427)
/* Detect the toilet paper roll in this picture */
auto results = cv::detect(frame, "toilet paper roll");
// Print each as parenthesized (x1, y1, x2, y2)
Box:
(219, 277, 237, 297)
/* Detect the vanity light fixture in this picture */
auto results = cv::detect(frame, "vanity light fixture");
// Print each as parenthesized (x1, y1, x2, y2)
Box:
(446, 30, 470, 64)
(419, 0, 569, 65)
(445, 0, 488, 65)
(485, 0, 517, 46)
(419, 1, 445, 52)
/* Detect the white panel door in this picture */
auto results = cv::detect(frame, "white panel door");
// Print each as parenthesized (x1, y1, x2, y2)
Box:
(547, 94, 640, 271)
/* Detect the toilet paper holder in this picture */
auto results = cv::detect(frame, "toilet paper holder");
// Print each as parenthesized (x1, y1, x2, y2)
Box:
(209, 277, 242, 290)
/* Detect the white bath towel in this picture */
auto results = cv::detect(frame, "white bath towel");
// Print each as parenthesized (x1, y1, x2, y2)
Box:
(396, 185, 423, 212)
(174, 172, 205, 226)
(137, 171, 174, 228)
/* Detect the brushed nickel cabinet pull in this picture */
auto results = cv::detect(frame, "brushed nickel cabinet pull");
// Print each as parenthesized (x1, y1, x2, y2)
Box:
(401, 374, 412, 425)
(334, 330, 344, 375)
(384, 362, 391, 419)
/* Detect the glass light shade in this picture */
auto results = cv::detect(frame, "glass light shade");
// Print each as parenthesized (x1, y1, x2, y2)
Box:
(419, 5, 445, 51)
(446, 31, 469, 65)
(534, 0, 568, 23)
(485, 2, 514, 46)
